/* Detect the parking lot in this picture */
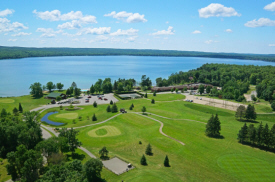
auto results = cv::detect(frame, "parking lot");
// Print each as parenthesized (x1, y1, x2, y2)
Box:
(56, 93, 118, 106)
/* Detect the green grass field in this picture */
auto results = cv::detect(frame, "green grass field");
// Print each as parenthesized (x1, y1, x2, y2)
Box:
(39, 105, 117, 127)
(147, 93, 185, 101)
(88, 125, 121, 137)
(73, 98, 275, 181)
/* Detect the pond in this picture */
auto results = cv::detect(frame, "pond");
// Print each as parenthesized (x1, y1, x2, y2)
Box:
(41, 111, 64, 126)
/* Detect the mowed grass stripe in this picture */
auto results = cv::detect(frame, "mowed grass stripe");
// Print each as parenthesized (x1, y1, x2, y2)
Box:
(88, 125, 121, 137)
(0, 99, 15, 103)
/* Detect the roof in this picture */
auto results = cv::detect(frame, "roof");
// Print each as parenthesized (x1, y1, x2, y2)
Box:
(46, 92, 63, 98)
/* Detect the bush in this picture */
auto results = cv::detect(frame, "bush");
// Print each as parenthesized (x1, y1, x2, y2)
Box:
(106, 105, 111, 112)
(139, 141, 142, 144)
(153, 91, 156, 96)
(60, 105, 63, 110)
(56, 96, 62, 101)
(110, 100, 113, 105)
(93, 101, 97, 108)
(151, 99, 155, 104)
(111, 103, 118, 113)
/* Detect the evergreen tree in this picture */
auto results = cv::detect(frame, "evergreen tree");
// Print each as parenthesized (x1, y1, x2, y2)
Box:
(111, 103, 118, 113)
(270, 124, 275, 149)
(263, 123, 270, 147)
(145, 92, 148, 98)
(0, 108, 7, 117)
(93, 101, 97, 108)
(145, 143, 153, 155)
(13, 107, 18, 115)
(110, 100, 113, 105)
(235, 105, 246, 120)
(140, 154, 147, 165)
(206, 114, 215, 137)
(141, 106, 146, 114)
(131, 103, 134, 108)
(238, 123, 248, 143)
(106, 105, 111, 112)
(113, 80, 117, 91)
(271, 101, 275, 111)
(213, 114, 221, 136)
(92, 114, 97, 121)
(245, 104, 257, 121)
(18, 103, 23, 113)
(151, 99, 155, 104)
(248, 124, 256, 144)
(164, 155, 170, 167)
(129, 105, 133, 110)
(153, 91, 156, 96)
(66, 88, 71, 96)
(256, 122, 264, 146)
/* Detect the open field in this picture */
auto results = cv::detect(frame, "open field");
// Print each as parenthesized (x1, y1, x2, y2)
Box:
(147, 93, 185, 101)
(70, 97, 275, 181)
(38, 105, 117, 127)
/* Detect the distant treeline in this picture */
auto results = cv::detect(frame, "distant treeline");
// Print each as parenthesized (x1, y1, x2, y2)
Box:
(1, 46, 275, 62)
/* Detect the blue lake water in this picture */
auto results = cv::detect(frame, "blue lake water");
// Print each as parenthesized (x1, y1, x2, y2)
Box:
(1, 55, 275, 97)
(40, 111, 64, 126)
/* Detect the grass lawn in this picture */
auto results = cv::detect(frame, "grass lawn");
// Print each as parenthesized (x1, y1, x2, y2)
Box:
(0, 158, 11, 182)
(75, 98, 275, 182)
(39, 104, 117, 127)
(147, 93, 185, 101)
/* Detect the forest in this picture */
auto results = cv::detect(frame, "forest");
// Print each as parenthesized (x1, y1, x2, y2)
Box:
(1, 46, 275, 62)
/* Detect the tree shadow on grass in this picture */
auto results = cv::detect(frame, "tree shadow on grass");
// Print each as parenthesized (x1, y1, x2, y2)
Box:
(142, 113, 148, 116)
(237, 119, 259, 123)
(208, 135, 225, 139)
(100, 156, 110, 160)
(66, 153, 85, 162)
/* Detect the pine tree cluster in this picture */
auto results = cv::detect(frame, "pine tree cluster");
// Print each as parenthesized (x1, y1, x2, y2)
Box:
(205, 114, 221, 137)
(238, 122, 275, 151)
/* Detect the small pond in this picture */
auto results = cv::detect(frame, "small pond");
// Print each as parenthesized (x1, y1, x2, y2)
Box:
(41, 111, 64, 126)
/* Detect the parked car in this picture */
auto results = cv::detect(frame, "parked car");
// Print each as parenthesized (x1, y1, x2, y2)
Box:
(190, 100, 193, 102)
(88, 95, 91, 98)
(85, 99, 89, 103)
(104, 98, 108, 101)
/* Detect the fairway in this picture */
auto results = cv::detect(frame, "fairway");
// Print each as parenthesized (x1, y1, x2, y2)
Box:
(0, 99, 15, 103)
(88, 126, 121, 137)
(218, 154, 275, 182)
(147, 93, 185, 101)
(55, 113, 78, 119)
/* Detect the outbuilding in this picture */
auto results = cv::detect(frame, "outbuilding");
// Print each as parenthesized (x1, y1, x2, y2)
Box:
(45, 92, 66, 100)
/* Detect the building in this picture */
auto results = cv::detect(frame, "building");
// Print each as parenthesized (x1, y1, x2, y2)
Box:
(45, 92, 66, 100)
(151, 83, 212, 92)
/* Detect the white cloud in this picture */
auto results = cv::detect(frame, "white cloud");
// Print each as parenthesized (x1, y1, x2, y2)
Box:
(8, 39, 17, 42)
(205, 40, 218, 44)
(110, 28, 138, 36)
(96, 35, 108, 41)
(166, 21, 169, 24)
(225, 29, 233, 33)
(36, 28, 62, 38)
(199, 3, 241, 18)
(152, 26, 175, 35)
(192, 30, 201, 34)
(264, 2, 275, 11)
(104, 11, 147, 23)
(12, 32, 32, 36)
(0, 9, 14, 17)
(0, 18, 28, 32)
(33, 10, 97, 29)
(245, 18, 275, 27)
(81, 27, 111, 35)
(127, 36, 138, 42)
(269, 44, 275, 47)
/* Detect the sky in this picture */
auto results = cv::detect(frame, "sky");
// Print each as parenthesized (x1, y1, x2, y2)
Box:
(0, 0, 275, 54)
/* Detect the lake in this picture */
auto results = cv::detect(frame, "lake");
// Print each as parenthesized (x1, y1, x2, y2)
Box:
(1, 56, 275, 97)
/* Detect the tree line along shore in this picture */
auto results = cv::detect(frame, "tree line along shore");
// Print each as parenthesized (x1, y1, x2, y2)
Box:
(1, 46, 275, 62)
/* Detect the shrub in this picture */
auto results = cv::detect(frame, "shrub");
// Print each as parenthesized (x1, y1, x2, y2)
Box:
(93, 101, 97, 108)
(139, 141, 142, 144)
(56, 96, 62, 101)
(151, 99, 155, 104)
(140, 154, 147, 165)
(153, 91, 156, 96)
